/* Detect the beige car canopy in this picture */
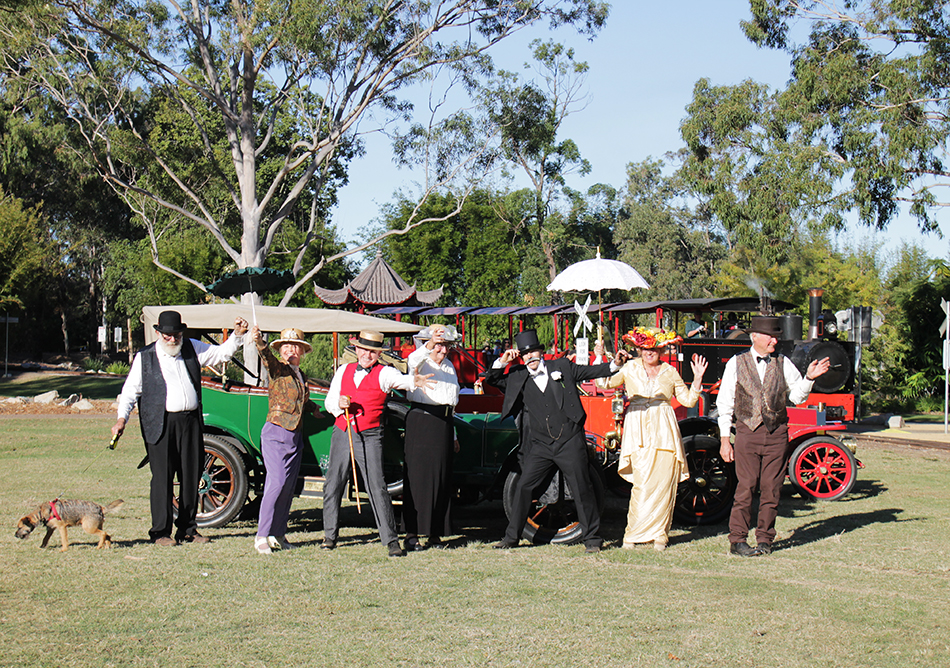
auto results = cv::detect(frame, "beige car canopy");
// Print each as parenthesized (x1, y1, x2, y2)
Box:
(141, 304, 422, 345)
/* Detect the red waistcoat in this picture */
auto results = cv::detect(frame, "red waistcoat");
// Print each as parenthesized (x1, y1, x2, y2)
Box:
(334, 363, 387, 433)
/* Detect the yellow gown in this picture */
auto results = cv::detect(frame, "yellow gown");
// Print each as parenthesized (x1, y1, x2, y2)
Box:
(599, 359, 701, 546)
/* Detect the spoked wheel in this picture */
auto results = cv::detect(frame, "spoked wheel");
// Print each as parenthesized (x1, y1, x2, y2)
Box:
(787, 436, 857, 500)
(673, 434, 737, 525)
(502, 462, 605, 545)
(173, 434, 249, 529)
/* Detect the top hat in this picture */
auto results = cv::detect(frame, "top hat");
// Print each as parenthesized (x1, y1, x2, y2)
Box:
(154, 310, 187, 334)
(269, 328, 312, 354)
(349, 330, 386, 351)
(513, 329, 543, 354)
(746, 316, 782, 338)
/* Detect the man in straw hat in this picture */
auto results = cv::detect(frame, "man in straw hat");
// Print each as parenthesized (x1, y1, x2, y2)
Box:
(322, 330, 434, 557)
(717, 315, 830, 557)
(485, 329, 628, 553)
(113, 310, 249, 546)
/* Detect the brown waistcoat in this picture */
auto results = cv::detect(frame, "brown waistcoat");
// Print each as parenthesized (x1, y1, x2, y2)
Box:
(734, 352, 789, 433)
(257, 340, 317, 431)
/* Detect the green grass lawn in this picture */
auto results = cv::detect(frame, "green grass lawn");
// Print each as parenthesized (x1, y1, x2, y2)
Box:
(2, 417, 949, 667)
(0, 371, 125, 401)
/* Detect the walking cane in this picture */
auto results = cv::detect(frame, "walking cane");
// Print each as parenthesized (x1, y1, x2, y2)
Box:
(343, 405, 362, 514)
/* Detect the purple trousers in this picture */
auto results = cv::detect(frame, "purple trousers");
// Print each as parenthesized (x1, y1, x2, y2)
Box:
(256, 421, 304, 538)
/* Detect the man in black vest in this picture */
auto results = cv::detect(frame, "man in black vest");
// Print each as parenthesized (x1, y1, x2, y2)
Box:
(716, 316, 829, 557)
(113, 310, 248, 545)
(485, 329, 627, 553)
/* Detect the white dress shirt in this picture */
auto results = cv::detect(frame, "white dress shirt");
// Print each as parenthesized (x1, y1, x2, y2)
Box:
(491, 356, 623, 392)
(716, 348, 814, 436)
(406, 345, 460, 407)
(117, 333, 245, 421)
(324, 362, 415, 419)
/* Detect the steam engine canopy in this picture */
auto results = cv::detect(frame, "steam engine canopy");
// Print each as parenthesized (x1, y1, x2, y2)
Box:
(789, 340, 852, 394)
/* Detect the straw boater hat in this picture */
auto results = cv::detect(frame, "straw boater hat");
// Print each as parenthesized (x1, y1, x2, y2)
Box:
(622, 326, 682, 350)
(349, 330, 386, 351)
(269, 328, 312, 354)
(745, 316, 782, 338)
(417, 323, 460, 344)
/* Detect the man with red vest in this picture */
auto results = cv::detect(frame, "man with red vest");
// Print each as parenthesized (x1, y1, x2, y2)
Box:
(322, 330, 432, 557)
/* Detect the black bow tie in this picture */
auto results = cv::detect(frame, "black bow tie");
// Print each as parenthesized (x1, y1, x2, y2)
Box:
(757, 356, 771, 364)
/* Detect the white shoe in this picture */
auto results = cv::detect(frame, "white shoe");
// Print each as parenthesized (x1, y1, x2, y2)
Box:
(254, 537, 272, 554)
(271, 535, 298, 550)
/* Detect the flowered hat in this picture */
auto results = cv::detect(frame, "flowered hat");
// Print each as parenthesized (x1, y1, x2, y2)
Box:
(621, 326, 682, 350)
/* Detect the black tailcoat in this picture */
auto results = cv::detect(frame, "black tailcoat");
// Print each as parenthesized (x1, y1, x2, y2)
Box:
(485, 356, 613, 546)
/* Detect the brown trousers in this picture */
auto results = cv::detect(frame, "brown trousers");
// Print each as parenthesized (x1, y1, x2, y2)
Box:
(728, 421, 788, 545)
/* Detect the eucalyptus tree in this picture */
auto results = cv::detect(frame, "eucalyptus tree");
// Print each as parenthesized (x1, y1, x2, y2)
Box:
(0, 0, 608, 311)
(485, 38, 595, 295)
(615, 158, 727, 300)
(681, 0, 950, 259)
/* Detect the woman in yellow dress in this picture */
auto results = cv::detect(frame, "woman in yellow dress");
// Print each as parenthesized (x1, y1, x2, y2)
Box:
(599, 327, 707, 551)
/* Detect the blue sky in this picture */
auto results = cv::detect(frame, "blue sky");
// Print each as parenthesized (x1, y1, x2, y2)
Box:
(331, 1, 940, 265)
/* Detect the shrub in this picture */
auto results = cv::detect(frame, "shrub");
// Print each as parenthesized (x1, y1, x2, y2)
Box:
(81, 357, 106, 372)
(105, 361, 130, 376)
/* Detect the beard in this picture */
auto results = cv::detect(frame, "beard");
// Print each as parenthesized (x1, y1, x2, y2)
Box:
(157, 337, 183, 357)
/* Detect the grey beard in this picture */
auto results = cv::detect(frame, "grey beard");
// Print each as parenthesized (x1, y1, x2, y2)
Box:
(157, 338, 183, 357)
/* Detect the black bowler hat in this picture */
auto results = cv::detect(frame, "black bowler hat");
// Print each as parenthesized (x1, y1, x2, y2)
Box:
(154, 310, 187, 334)
(745, 316, 782, 338)
(514, 329, 544, 354)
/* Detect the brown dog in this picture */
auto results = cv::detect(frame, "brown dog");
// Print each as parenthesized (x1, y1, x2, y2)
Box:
(15, 499, 124, 551)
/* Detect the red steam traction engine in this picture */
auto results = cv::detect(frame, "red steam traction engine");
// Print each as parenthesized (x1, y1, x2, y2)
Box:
(591, 288, 872, 525)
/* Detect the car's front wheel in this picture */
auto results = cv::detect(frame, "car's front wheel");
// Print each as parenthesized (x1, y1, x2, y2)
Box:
(173, 434, 249, 529)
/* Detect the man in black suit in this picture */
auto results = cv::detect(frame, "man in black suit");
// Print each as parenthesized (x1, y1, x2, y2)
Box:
(485, 329, 627, 553)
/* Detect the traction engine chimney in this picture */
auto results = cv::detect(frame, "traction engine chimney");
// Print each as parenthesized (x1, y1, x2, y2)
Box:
(807, 288, 824, 340)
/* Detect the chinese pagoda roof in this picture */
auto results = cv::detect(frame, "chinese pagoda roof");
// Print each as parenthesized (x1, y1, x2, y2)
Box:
(313, 250, 443, 307)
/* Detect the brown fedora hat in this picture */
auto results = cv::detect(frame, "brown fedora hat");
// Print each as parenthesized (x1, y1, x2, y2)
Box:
(745, 316, 782, 338)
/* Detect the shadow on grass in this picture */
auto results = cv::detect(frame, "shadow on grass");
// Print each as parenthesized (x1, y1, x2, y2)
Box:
(0, 373, 125, 401)
(776, 507, 908, 549)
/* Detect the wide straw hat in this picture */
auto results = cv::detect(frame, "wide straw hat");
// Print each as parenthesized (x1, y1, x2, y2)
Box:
(269, 328, 312, 354)
(417, 323, 460, 344)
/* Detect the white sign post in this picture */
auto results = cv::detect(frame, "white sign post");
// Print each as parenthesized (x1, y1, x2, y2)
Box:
(573, 296, 594, 365)
(940, 299, 950, 433)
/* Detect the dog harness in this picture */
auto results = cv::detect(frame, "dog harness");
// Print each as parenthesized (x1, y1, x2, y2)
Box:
(49, 499, 61, 522)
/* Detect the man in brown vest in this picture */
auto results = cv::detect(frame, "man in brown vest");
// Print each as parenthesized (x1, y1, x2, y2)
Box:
(716, 316, 830, 557)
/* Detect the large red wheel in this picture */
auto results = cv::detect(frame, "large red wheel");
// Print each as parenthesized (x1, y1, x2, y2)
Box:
(787, 436, 857, 500)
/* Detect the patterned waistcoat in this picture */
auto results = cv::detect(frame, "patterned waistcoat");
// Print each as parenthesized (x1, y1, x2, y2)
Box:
(734, 352, 789, 433)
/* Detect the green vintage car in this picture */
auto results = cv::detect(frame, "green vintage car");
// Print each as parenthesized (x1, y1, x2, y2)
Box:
(143, 304, 605, 544)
